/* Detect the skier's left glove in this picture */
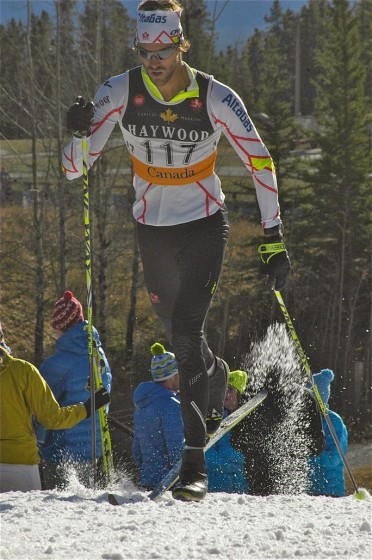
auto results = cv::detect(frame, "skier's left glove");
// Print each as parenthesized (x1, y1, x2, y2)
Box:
(258, 225, 291, 291)
(83, 387, 110, 418)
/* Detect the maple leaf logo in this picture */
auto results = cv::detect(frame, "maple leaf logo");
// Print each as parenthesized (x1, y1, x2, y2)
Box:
(191, 98, 203, 110)
(160, 109, 178, 123)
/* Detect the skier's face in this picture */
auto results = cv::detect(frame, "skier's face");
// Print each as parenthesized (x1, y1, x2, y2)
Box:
(137, 43, 181, 87)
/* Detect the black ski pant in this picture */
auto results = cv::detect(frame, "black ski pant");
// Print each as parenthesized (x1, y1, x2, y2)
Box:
(137, 207, 229, 448)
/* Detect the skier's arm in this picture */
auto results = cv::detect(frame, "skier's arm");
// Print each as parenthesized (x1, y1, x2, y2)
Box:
(62, 74, 128, 180)
(209, 79, 291, 289)
(208, 79, 280, 230)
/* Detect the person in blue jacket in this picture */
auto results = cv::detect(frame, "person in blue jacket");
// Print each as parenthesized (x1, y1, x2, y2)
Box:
(38, 290, 112, 489)
(307, 369, 348, 497)
(132, 342, 184, 489)
(206, 370, 249, 493)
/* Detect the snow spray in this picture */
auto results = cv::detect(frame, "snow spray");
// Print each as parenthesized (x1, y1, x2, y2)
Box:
(236, 323, 316, 495)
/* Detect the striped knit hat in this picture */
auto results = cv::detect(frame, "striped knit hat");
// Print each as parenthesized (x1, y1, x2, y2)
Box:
(150, 342, 178, 382)
(51, 290, 84, 332)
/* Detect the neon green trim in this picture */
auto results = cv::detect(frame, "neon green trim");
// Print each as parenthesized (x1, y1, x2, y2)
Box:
(258, 242, 285, 254)
(258, 242, 286, 264)
(141, 66, 199, 102)
(252, 156, 275, 171)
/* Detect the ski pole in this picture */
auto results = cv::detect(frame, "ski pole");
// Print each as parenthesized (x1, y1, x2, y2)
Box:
(82, 136, 97, 486)
(93, 348, 114, 480)
(274, 290, 366, 500)
(108, 415, 135, 436)
(82, 137, 114, 485)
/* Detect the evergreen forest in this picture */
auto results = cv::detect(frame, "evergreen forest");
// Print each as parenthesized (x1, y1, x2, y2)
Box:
(0, 0, 371, 442)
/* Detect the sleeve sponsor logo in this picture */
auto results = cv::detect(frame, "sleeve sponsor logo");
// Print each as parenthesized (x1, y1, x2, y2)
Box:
(221, 93, 253, 132)
(95, 95, 110, 110)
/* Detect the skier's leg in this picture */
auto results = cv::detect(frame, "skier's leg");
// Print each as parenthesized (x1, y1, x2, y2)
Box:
(170, 209, 229, 500)
(137, 209, 229, 500)
(136, 221, 179, 343)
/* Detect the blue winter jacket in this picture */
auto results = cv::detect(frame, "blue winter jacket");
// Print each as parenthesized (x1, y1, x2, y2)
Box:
(307, 409, 348, 497)
(38, 321, 112, 462)
(206, 410, 248, 493)
(132, 381, 184, 488)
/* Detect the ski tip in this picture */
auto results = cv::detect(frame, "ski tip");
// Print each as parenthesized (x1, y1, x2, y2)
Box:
(354, 488, 370, 501)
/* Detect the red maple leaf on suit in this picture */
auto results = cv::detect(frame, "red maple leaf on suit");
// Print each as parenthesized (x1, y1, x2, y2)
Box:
(190, 99, 203, 110)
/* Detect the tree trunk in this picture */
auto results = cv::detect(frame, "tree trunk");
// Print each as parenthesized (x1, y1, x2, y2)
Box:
(56, 0, 67, 295)
(27, 0, 44, 364)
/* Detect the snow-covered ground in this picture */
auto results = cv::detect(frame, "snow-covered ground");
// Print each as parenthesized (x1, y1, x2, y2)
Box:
(1, 325, 371, 559)
(1, 475, 371, 560)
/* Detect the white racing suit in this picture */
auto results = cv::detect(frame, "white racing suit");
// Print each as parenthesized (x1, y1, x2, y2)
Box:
(62, 64, 281, 448)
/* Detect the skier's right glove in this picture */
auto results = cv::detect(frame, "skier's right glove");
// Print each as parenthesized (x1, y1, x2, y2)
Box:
(83, 387, 110, 418)
(66, 96, 94, 137)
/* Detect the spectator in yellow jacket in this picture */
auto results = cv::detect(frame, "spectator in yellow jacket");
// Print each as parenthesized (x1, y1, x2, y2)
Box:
(0, 346, 109, 492)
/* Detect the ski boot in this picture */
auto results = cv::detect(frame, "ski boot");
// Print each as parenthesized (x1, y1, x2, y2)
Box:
(205, 357, 229, 437)
(172, 448, 208, 502)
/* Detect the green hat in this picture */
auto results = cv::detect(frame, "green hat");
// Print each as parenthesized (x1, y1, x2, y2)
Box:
(228, 370, 248, 395)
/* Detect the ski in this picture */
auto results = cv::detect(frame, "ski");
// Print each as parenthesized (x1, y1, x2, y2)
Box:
(148, 389, 268, 501)
(107, 390, 268, 506)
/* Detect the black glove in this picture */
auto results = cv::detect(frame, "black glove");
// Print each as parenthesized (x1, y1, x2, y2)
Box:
(258, 226, 291, 291)
(84, 387, 110, 418)
(66, 96, 94, 137)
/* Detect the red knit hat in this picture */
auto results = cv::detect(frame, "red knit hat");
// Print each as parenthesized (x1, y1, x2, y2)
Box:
(51, 291, 84, 331)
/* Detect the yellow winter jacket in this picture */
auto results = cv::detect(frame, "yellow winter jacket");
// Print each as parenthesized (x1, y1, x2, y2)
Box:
(0, 349, 87, 465)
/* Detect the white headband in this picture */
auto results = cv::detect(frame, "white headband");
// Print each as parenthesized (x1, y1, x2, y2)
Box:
(136, 10, 183, 44)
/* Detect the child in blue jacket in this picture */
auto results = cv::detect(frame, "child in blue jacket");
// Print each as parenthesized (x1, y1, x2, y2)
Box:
(132, 343, 184, 489)
(38, 291, 112, 489)
(307, 369, 348, 497)
(206, 370, 248, 493)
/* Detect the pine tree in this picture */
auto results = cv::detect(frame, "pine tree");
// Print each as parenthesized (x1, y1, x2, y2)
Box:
(298, 0, 330, 115)
(255, 1, 298, 192)
(239, 29, 266, 112)
(0, 19, 27, 138)
(181, 0, 213, 69)
(355, 0, 372, 103)
(302, 0, 370, 408)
